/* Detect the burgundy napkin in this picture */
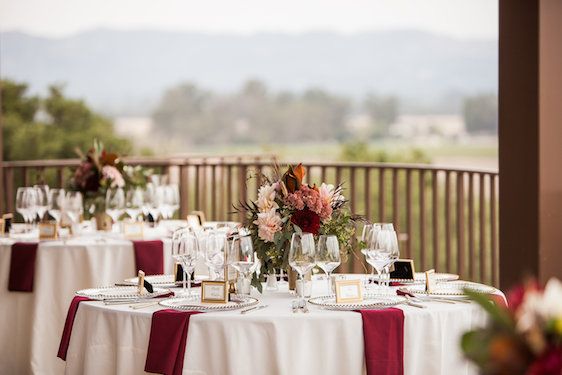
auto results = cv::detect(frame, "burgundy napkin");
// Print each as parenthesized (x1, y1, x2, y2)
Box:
(145, 309, 202, 375)
(8, 242, 39, 292)
(357, 308, 405, 375)
(57, 296, 93, 360)
(133, 240, 164, 276)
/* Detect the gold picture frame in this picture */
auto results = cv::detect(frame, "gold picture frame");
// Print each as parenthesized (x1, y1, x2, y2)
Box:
(201, 280, 228, 303)
(335, 279, 363, 303)
(38, 222, 58, 240)
(123, 222, 144, 239)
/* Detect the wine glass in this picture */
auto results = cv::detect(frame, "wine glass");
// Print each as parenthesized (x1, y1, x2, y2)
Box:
(147, 185, 164, 224)
(172, 228, 200, 299)
(165, 184, 180, 219)
(106, 187, 125, 228)
(65, 191, 83, 226)
(47, 188, 66, 224)
(230, 235, 258, 294)
(382, 230, 400, 286)
(125, 188, 143, 222)
(205, 231, 227, 280)
(315, 235, 341, 293)
(364, 229, 399, 288)
(16, 187, 36, 231)
(33, 184, 49, 221)
(289, 232, 316, 302)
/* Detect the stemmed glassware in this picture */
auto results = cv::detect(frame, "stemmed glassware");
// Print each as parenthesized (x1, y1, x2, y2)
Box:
(172, 228, 200, 299)
(106, 187, 125, 229)
(33, 184, 49, 221)
(315, 235, 341, 293)
(230, 235, 258, 294)
(163, 184, 180, 219)
(205, 231, 227, 280)
(47, 188, 66, 224)
(364, 227, 400, 288)
(65, 191, 83, 226)
(125, 188, 143, 222)
(16, 187, 37, 231)
(289, 232, 316, 302)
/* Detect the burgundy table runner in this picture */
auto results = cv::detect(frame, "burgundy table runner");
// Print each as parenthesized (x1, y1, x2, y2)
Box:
(57, 296, 93, 360)
(133, 240, 164, 276)
(145, 309, 202, 375)
(357, 308, 405, 375)
(8, 242, 39, 292)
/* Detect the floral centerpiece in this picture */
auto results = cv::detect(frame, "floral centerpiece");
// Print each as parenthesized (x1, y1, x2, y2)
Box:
(239, 164, 358, 291)
(69, 140, 149, 216)
(462, 278, 562, 375)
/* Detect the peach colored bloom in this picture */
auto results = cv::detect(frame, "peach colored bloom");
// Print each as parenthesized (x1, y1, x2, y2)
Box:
(253, 209, 283, 243)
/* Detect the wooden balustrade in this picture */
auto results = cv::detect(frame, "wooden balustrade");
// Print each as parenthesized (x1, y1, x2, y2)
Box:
(0, 156, 499, 286)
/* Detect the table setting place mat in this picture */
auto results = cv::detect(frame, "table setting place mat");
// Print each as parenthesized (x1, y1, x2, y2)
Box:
(121, 273, 209, 288)
(159, 296, 259, 312)
(399, 280, 496, 297)
(369, 271, 459, 284)
(75, 286, 173, 301)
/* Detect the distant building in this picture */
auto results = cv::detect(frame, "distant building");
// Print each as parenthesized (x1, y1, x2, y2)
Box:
(113, 117, 153, 147)
(389, 114, 466, 139)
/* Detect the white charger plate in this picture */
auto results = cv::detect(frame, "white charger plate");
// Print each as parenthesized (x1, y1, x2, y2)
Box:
(399, 281, 496, 297)
(159, 296, 259, 311)
(308, 293, 405, 311)
(76, 286, 171, 300)
(369, 272, 459, 284)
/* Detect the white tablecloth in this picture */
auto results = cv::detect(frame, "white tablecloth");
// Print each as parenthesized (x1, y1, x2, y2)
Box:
(0, 232, 176, 375)
(65, 282, 491, 375)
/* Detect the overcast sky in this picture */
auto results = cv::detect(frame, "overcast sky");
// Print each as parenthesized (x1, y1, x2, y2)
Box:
(0, 0, 498, 39)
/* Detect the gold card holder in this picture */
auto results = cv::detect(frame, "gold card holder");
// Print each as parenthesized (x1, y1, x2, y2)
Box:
(390, 259, 416, 280)
(335, 279, 363, 304)
(186, 215, 202, 228)
(123, 222, 144, 239)
(425, 269, 436, 293)
(192, 211, 206, 225)
(201, 280, 228, 303)
(38, 222, 58, 240)
(137, 270, 146, 295)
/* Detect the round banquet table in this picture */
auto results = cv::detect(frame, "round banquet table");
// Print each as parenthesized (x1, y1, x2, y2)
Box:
(0, 222, 201, 375)
(63, 280, 496, 375)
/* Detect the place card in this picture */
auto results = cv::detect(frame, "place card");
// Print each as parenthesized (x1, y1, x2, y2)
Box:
(335, 279, 363, 303)
(390, 259, 416, 280)
(38, 222, 58, 240)
(138, 270, 145, 295)
(187, 215, 201, 228)
(123, 222, 144, 239)
(201, 280, 228, 303)
(425, 269, 436, 293)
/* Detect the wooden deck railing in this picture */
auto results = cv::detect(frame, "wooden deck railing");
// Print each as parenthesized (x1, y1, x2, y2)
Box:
(1, 156, 499, 286)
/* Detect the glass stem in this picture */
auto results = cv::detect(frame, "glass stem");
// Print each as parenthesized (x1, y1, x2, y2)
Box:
(182, 270, 187, 294)
(187, 271, 192, 298)
(327, 271, 332, 294)
(299, 273, 304, 301)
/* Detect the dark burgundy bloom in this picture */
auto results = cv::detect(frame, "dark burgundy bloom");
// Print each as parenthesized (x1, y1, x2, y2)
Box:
(507, 280, 543, 314)
(291, 209, 321, 235)
(527, 347, 562, 375)
(73, 162, 100, 192)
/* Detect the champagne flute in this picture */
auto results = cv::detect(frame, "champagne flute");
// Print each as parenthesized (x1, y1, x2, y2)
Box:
(47, 188, 66, 224)
(315, 235, 341, 293)
(230, 235, 258, 295)
(289, 232, 316, 303)
(33, 184, 49, 221)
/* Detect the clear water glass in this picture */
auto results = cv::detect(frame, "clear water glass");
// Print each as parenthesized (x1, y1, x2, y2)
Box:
(289, 232, 316, 301)
(48, 188, 65, 224)
(230, 235, 258, 294)
(125, 187, 143, 221)
(172, 228, 200, 299)
(205, 231, 227, 280)
(106, 187, 125, 228)
(33, 184, 49, 221)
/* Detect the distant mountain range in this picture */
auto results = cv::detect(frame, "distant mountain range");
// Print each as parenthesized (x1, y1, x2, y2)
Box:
(0, 29, 497, 116)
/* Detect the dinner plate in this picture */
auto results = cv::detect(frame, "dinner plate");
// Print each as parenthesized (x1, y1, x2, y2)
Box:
(308, 293, 406, 311)
(122, 274, 209, 288)
(159, 296, 259, 311)
(76, 286, 171, 300)
(399, 281, 497, 297)
(369, 272, 459, 284)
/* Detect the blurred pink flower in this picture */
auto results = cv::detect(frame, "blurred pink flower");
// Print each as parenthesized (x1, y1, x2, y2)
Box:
(253, 209, 283, 243)
(102, 165, 125, 188)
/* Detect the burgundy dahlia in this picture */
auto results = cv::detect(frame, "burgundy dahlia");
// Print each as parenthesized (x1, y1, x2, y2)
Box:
(290, 209, 321, 235)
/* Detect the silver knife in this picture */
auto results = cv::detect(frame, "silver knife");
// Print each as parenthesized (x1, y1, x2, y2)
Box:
(241, 304, 268, 314)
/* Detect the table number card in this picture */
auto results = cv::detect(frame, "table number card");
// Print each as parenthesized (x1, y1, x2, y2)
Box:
(201, 280, 228, 303)
(390, 259, 416, 280)
(39, 222, 58, 240)
(425, 269, 436, 293)
(335, 279, 363, 303)
(123, 222, 144, 239)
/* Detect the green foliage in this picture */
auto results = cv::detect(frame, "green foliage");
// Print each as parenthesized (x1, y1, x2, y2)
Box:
(339, 141, 431, 164)
(1, 79, 131, 161)
(463, 94, 498, 135)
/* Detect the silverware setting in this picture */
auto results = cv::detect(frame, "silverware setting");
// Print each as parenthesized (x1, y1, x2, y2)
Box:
(291, 299, 310, 313)
(103, 297, 168, 305)
(240, 304, 268, 314)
